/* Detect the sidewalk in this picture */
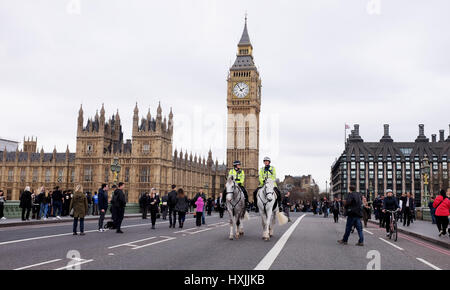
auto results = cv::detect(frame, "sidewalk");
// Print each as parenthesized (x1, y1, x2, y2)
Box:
(368, 215, 450, 249)
(0, 214, 141, 228)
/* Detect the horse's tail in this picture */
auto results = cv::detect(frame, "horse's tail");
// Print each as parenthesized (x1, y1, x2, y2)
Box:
(276, 211, 288, 225)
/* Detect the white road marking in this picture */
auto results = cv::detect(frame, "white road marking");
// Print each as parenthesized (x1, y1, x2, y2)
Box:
(132, 236, 176, 250)
(254, 214, 306, 270)
(14, 259, 62, 270)
(108, 237, 157, 249)
(416, 258, 442, 270)
(363, 229, 373, 235)
(173, 221, 226, 234)
(378, 238, 404, 251)
(54, 259, 94, 270)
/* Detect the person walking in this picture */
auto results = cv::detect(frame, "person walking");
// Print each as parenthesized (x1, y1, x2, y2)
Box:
(206, 198, 213, 216)
(216, 193, 225, 218)
(282, 192, 292, 222)
(39, 189, 50, 220)
(362, 195, 371, 227)
(192, 188, 207, 225)
(0, 189, 6, 220)
(51, 186, 63, 219)
(70, 185, 88, 236)
(161, 194, 169, 220)
(338, 185, 364, 246)
(111, 182, 126, 233)
(331, 196, 341, 223)
(98, 184, 109, 232)
(402, 192, 414, 227)
(195, 195, 204, 227)
(428, 196, 437, 224)
(139, 192, 149, 219)
(31, 191, 40, 220)
(433, 189, 450, 237)
(92, 192, 99, 216)
(20, 186, 32, 221)
(167, 185, 178, 228)
(322, 197, 329, 218)
(149, 189, 160, 230)
(312, 198, 318, 215)
(175, 188, 189, 228)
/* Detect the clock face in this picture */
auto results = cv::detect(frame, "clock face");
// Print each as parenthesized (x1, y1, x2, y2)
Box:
(233, 82, 249, 98)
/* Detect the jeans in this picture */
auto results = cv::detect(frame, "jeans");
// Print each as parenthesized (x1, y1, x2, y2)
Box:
(93, 204, 98, 215)
(178, 212, 186, 225)
(333, 210, 339, 223)
(98, 210, 106, 229)
(169, 207, 177, 226)
(430, 209, 436, 224)
(53, 201, 62, 216)
(73, 217, 84, 233)
(342, 215, 364, 243)
(39, 203, 48, 218)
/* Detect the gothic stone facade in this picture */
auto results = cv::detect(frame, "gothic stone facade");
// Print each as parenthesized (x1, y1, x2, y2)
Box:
(0, 104, 226, 202)
(331, 124, 450, 207)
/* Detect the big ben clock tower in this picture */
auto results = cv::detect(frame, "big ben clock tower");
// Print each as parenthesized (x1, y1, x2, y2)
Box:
(226, 17, 261, 201)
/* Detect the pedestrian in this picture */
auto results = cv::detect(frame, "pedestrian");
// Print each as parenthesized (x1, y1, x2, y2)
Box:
(70, 184, 88, 236)
(31, 191, 40, 220)
(0, 189, 6, 220)
(195, 195, 204, 227)
(338, 185, 364, 246)
(149, 188, 160, 229)
(139, 192, 149, 219)
(216, 193, 225, 218)
(86, 191, 92, 216)
(362, 195, 371, 227)
(322, 197, 329, 218)
(92, 192, 99, 215)
(110, 185, 117, 228)
(175, 188, 189, 228)
(282, 192, 291, 222)
(161, 194, 169, 220)
(39, 188, 50, 220)
(20, 186, 32, 221)
(193, 188, 207, 225)
(167, 185, 178, 228)
(111, 182, 126, 233)
(402, 192, 414, 227)
(428, 196, 437, 224)
(331, 195, 340, 223)
(98, 184, 109, 232)
(312, 197, 318, 215)
(206, 197, 213, 216)
(382, 189, 399, 237)
(433, 189, 450, 237)
(52, 186, 63, 219)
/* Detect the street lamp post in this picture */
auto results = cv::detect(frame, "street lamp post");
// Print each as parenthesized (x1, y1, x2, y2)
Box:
(420, 155, 431, 220)
(110, 157, 121, 185)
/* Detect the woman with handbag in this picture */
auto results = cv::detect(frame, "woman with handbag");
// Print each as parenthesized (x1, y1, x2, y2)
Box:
(433, 189, 450, 237)
(148, 188, 160, 230)
(69, 185, 88, 236)
(175, 188, 189, 228)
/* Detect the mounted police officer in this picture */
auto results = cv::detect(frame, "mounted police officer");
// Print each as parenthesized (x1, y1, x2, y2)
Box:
(224, 160, 249, 210)
(253, 157, 282, 212)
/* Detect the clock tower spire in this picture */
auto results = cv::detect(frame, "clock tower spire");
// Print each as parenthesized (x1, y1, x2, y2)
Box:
(226, 16, 261, 201)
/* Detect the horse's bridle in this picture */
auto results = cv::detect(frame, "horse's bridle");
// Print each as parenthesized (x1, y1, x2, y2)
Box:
(258, 181, 275, 215)
(226, 181, 243, 216)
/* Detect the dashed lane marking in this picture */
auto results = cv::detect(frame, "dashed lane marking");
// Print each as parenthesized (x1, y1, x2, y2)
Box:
(378, 238, 404, 251)
(416, 258, 442, 270)
(14, 259, 62, 270)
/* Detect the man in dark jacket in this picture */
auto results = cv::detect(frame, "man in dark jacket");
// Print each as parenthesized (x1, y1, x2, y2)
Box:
(401, 192, 414, 227)
(167, 185, 177, 228)
(161, 194, 169, 220)
(111, 182, 126, 233)
(52, 186, 63, 219)
(20, 187, 32, 221)
(216, 193, 225, 218)
(139, 193, 149, 219)
(98, 184, 109, 232)
(282, 192, 291, 222)
(338, 186, 364, 246)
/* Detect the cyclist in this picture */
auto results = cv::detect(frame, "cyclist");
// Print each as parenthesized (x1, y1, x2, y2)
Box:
(382, 189, 399, 237)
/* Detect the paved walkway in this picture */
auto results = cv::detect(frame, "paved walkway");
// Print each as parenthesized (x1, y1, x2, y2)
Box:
(368, 215, 450, 248)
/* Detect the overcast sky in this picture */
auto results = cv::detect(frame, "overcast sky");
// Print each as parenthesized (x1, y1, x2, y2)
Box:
(1, 0, 450, 191)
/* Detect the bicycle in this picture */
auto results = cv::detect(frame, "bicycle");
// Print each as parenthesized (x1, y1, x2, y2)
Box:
(385, 209, 400, 241)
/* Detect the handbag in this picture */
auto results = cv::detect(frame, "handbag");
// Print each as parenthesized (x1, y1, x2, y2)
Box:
(69, 208, 74, 217)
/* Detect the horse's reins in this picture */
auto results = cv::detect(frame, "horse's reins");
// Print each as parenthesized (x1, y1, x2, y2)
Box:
(226, 182, 243, 216)
(258, 182, 275, 216)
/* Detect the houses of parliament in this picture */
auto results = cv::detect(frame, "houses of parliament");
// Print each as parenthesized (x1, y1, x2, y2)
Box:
(0, 18, 263, 203)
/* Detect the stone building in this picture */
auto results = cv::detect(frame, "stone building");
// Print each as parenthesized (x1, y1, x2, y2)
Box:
(0, 103, 226, 202)
(331, 124, 450, 207)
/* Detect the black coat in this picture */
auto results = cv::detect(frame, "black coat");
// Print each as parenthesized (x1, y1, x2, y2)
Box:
(168, 190, 177, 209)
(98, 188, 108, 211)
(148, 196, 160, 212)
(112, 189, 126, 208)
(344, 192, 362, 218)
(52, 190, 63, 203)
(20, 191, 32, 208)
(175, 196, 189, 213)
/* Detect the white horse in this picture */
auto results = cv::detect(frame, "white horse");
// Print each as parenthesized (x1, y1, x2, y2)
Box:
(256, 178, 288, 240)
(225, 176, 248, 240)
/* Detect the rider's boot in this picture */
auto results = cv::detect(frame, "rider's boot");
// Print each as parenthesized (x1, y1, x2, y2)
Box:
(253, 189, 259, 213)
(275, 187, 282, 212)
